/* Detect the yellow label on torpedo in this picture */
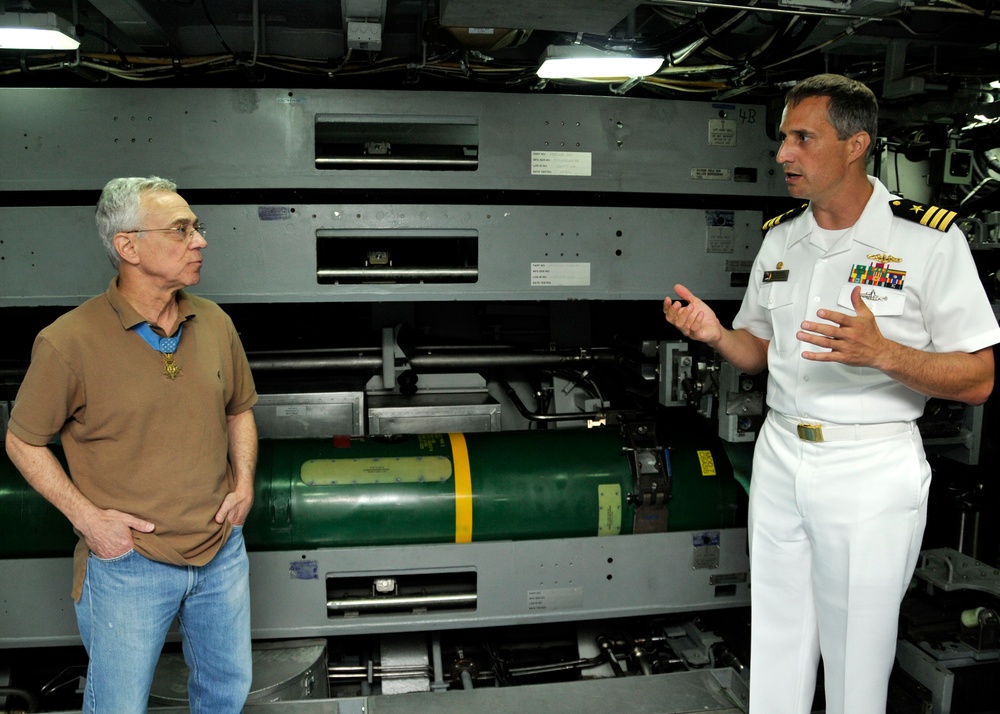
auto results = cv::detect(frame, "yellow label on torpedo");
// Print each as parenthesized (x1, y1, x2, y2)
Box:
(300, 456, 453, 485)
(697, 450, 717, 476)
(597, 484, 622, 536)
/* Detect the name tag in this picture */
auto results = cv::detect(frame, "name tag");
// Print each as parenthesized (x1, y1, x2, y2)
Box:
(763, 269, 789, 283)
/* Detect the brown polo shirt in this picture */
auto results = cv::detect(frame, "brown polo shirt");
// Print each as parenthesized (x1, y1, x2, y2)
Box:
(9, 278, 257, 599)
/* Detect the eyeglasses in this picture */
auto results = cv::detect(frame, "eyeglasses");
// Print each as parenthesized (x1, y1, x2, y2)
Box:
(125, 222, 206, 242)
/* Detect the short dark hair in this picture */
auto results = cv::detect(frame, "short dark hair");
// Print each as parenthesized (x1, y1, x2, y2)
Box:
(786, 74, 879, 160)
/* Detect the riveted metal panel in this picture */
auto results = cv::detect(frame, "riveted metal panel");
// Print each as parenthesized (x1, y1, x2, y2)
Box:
(0, 204, 762, 305)
(0, 88, 783, 196)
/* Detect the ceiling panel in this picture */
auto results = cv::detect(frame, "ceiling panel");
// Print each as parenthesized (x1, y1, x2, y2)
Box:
(439, 0, 644, 34)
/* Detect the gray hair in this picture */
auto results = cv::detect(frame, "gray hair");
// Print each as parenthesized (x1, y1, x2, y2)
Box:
(785, 74, 879, 160)
(95, 176, 178, 268)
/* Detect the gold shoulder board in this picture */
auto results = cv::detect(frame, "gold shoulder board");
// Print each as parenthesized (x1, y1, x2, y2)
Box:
(762, 203, 808, 232)
(889, 198, 960, 233)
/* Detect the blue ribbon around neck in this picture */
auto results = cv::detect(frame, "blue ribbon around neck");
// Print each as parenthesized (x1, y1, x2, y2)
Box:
(133, 322, 183, 354)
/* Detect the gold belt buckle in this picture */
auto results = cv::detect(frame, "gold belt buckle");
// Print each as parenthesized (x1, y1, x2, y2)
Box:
(796, 423, 825, 442)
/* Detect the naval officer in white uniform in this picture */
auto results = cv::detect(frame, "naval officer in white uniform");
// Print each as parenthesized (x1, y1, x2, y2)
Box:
(663, 73, 999, 714)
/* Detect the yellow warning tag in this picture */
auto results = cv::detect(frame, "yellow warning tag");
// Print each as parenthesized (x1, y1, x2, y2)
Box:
(597, 484, 622, 536)
(697, 450, 717, 476)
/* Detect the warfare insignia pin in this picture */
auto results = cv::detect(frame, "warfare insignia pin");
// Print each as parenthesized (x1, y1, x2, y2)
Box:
(867, 253, 901, 263)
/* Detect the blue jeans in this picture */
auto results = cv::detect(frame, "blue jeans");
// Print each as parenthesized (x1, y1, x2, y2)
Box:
(75, 526, 252, 714)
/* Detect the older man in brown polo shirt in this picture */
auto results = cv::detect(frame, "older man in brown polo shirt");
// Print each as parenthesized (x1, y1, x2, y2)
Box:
(5, 176, 258, 713)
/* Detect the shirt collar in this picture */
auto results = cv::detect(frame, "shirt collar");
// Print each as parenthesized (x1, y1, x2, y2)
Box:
(782, 177, 894, 254)
(105, 277, 196, 332)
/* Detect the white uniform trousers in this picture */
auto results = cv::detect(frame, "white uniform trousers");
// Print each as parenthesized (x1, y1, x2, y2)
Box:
(747, 412, 931, 714)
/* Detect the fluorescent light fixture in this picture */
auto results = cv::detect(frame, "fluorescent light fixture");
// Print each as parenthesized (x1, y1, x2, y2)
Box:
(0, 12, 81, 51)
(537, 45, 662, 80)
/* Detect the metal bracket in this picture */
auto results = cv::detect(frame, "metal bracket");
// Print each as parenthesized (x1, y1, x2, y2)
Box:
(343, 0, 387, 51)
(717, 361, 764, 443)
(622, 421, 671, 533)
(658, 341, 691, 407)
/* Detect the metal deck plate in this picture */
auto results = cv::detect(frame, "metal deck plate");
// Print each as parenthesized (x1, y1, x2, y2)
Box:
(40, 667, 747, 714)
(364, 669, 746, 714)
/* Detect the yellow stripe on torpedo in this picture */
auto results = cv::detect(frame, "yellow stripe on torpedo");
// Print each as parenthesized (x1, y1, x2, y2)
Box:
(448, 432, 473, 543)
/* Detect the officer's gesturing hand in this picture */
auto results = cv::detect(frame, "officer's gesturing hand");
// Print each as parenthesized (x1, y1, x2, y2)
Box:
(664, 283, 769, 375)
(797, 285, 888, 368)
(663, 283, 724, 346)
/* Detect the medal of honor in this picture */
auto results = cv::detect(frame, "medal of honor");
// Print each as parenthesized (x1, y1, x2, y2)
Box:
(134, 322, 184, 380)
(163, 352, 181, 379)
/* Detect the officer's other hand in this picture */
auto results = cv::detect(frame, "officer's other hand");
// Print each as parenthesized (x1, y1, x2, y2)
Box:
(798, 285, 887, 367)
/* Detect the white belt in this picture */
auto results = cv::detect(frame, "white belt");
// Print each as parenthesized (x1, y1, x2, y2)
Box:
(772, 412, 914, 443)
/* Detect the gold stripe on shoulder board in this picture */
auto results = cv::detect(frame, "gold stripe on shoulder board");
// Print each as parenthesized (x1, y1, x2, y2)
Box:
(762, 203, 808, 232)
(921, 205, 958, 231)
(889, 199, 959, 233)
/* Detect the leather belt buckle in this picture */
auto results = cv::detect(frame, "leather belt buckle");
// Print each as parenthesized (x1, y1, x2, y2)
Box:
(796, 423, 825, 442)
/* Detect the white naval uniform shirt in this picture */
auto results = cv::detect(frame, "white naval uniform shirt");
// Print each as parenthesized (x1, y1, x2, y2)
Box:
(733, 177, 1000, 425)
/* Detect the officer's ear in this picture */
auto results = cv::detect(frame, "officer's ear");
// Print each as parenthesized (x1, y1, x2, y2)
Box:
(847, 131, 871, 165)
